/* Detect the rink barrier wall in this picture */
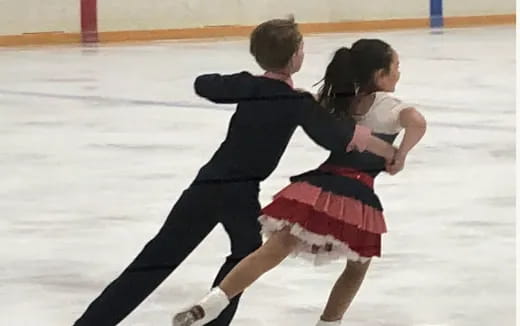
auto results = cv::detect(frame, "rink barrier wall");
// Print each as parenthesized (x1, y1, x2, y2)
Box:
(0, 14, 514, 47)
(81, 0, 98, 43)
(430, 0, 444, 27)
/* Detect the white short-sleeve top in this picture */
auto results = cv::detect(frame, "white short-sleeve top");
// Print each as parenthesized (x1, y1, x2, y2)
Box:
(356, 92, 411, 134)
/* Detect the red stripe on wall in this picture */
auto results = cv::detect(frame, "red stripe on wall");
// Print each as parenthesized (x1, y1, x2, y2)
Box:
(81, 0, 98, 43)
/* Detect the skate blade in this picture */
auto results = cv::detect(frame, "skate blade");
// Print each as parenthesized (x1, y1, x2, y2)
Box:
(172, 311, 197, 326)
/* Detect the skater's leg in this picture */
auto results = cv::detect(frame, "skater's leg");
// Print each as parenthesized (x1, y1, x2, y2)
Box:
(320, 259, 371, 322)
(74, 187, 219, 326)
(218, 228, 299, 298)
(172, 229, 300, 326)
(205, 211, 263, 326)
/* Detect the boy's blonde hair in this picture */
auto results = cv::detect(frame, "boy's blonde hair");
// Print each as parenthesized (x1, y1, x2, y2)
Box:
(249, 16, 303, 71)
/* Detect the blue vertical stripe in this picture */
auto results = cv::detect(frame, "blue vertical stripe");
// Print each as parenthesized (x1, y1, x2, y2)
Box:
(430, 0, 444, 28)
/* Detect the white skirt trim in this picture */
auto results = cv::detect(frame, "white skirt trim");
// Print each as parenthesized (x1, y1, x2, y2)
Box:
(259, 215, 372, 265)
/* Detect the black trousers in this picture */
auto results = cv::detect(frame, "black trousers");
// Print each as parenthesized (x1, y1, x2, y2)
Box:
(73, 182, 262, 326)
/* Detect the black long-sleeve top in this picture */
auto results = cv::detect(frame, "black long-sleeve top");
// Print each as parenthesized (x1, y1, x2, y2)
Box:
(192, 72, 362, 184)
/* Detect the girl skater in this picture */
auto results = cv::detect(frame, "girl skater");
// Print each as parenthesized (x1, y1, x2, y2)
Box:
(73, 18, 396, 326)
(172, 38, 427, 326)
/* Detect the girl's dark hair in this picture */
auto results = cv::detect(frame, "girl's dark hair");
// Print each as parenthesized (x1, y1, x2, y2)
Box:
(316, 39, 393, 118)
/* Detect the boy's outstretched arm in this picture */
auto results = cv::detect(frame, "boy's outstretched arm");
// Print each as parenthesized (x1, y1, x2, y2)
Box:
(194, 72, 256, 104)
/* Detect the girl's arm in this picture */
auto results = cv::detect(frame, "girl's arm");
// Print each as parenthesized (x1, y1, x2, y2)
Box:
(387, 107, 427, 175)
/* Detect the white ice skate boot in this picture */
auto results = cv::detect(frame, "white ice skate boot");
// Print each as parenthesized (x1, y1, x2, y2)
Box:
(316, 319, 342, 326)
(172, 287, 229, 326)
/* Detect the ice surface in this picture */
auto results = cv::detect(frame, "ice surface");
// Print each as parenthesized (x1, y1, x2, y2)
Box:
(0, 26, 515, 326)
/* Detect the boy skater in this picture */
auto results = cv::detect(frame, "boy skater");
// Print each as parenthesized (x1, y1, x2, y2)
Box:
(74, 17, 395, 326)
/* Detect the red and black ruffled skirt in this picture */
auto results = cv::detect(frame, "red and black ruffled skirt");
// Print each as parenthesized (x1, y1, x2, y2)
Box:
(259, 164, 386, 265)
